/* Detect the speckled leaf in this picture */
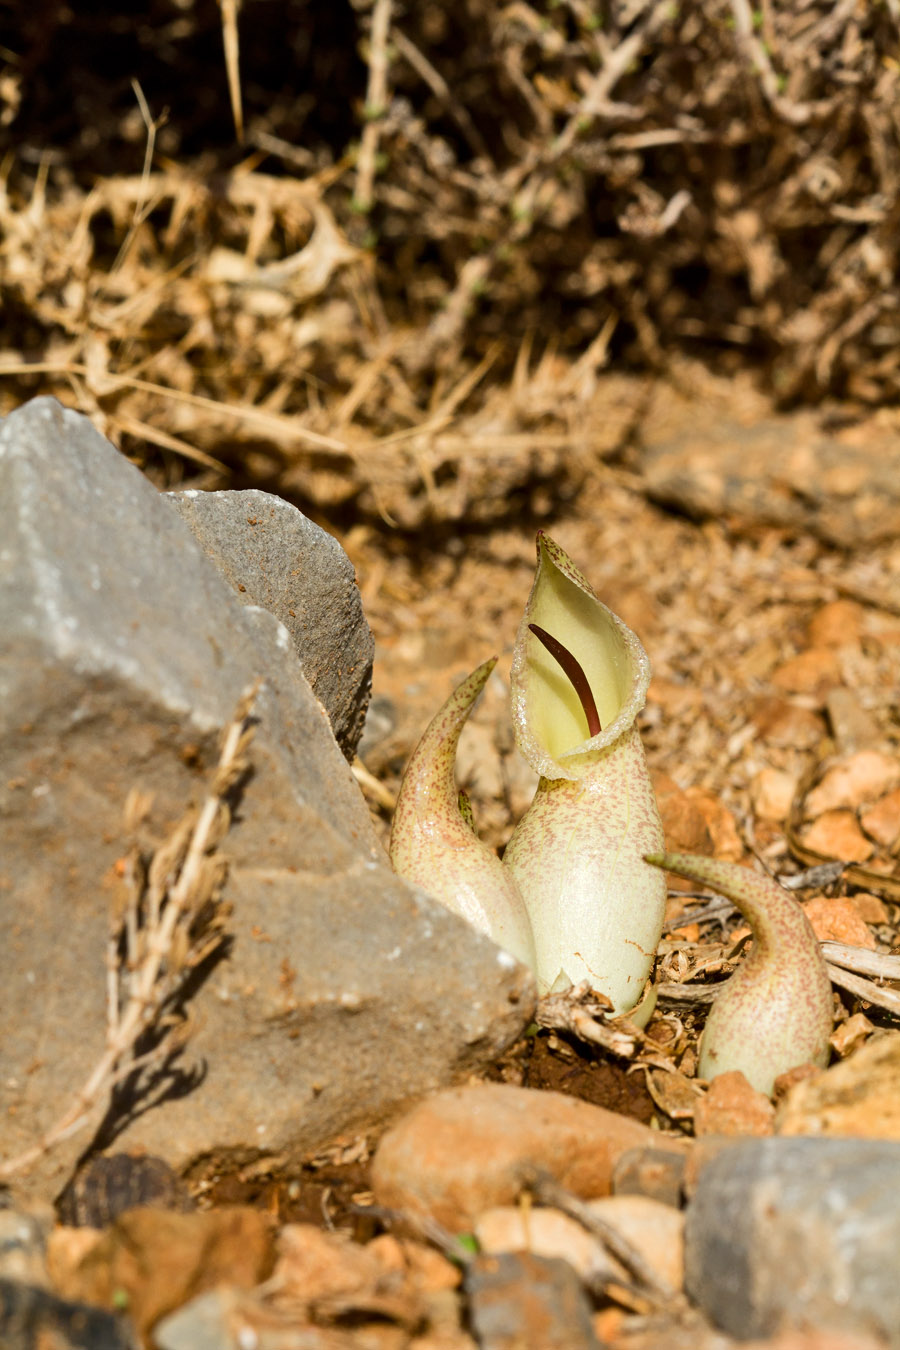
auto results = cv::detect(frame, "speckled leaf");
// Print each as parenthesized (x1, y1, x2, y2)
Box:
(390, 658, 536, 971)
(646, 851, 834, 1094)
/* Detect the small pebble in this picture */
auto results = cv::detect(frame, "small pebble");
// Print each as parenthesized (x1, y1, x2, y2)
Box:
(800, 810, 872, 862)
(465, 1251, 601, 1350)
(475, 1206, 612, 1284)
(770, 649, 841, 699)
(802, 895, 875, 949)
(751, 698, 824, 750)
(586, 1195, 684, 1293)
(750, 769, 798, 825)
(612, 1146, 686, 1208)
(652, 771, 714, 857)
(805, 750, 900, 815)
(848, 892, 889, 924)
(684, 788, 743, 861)
(693, 1072, 775, 1138)
(807, 600, 864, 649)
(859, 788, 900, 850)
(273, 1223, 384, 1305)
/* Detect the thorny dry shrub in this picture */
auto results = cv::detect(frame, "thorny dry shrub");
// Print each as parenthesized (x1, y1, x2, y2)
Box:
(1, 0, 899, 524)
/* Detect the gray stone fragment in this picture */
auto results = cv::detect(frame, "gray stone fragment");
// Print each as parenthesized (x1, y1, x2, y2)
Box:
(154, 1287, 335, 1350)
(642, 415, 900, 547)
(684, 1137, 900, 1346)
(465, 1251, 601, 1350)
(0, 397, 535, 1203)
(166, 488, 372, 759)
(612, 1146, 686, 1209)
(0, 1212, 49, 1287)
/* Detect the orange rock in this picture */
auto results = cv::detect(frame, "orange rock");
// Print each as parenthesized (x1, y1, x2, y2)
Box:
(371, 1083, 668, 1230)
(805, 750, 900, 814)
(751, 696, 825, 749)
(51, 1206, 275, 1339)
(46, 1227, 104, 1292)
(770, 648, 841, 699)
(848, 892, 890, 925)
(750, 768, 799, 824)
(652, 771, 714, 858)
(801, 810, 873, 863)
(860, 787, 900, 849)
(685, 788, 743, 861)
(274, 1223, 386, 1304)
(391, 1238, 462, 1293)
(803, 896, 876, 950)
(830, 1013, 875, 1058)
(693, 1071, 775, 1136)
(807, 599, 864, 649)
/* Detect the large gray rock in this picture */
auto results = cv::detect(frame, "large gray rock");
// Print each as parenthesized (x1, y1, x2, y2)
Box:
(0, 398, 535, 1202)
(684, 1137, 900, 1345)
(166, 488, 371, 760)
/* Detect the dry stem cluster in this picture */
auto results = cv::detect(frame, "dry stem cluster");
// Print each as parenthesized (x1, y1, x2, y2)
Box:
(0, 685, 258, 1183)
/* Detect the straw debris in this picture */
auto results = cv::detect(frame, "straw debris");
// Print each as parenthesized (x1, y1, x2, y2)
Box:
(2, 2, 898, 522)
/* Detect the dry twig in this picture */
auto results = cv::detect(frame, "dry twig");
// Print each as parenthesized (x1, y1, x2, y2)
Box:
(535, 982, 644, 1058)
(219, 0, 244, 142)
(355, 0, 393, 212)
(521, 1171, 683, 1309)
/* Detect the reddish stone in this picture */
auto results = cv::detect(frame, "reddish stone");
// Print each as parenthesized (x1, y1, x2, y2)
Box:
(371, 1083, 667, 1230)
(693, 1071, 775, 1137)
(801, 810, 873, 863)
(770, 649, 841, 699)
(803, 896, 876, 950)
(807, 600, 864, 649)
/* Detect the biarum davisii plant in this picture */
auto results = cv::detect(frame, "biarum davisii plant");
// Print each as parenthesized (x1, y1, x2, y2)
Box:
(502, 532, 666, 1008)
(389, 532, 666, 1014)
(389, 657, 537, 972)
(645, 851, 834, 1095)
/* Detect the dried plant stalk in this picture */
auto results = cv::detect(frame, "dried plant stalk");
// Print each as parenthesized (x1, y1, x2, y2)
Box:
(0, 683, 259, 1182)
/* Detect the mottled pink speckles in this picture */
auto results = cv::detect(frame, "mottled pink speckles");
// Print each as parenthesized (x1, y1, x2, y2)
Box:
(646, 852, 833, 1095)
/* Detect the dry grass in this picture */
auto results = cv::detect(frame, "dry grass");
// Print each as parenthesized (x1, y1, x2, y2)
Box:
(1, 1, 899, 524)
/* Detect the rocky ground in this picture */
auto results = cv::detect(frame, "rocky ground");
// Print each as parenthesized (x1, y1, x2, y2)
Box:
(2, 383, 900, 1349)
(3, 4, 900, 1345)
